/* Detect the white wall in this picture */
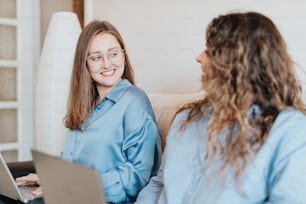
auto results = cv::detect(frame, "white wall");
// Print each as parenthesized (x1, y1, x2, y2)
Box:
(87, 0, 306, 101)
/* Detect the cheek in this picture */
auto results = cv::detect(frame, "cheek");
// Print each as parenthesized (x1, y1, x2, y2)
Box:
(87, 64, 99, 74)
(201, 59, 209, 76)
(115, 65, 125, 78)
(201, 71, 208, 89)
(119, 66, 125, 75)
(201, 67, 208, 89)
(200, 60, 212, 89)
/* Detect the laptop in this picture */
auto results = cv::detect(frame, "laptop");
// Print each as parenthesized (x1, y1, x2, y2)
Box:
(31, 149, 106, 204)
(0, 153, 39, 203)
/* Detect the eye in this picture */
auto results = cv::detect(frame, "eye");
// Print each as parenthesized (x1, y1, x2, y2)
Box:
(108, 51, 119, 58)
(89, 55, 102, 62)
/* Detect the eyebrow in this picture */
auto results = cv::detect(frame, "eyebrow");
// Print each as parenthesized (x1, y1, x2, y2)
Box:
(88, 47, 121, 56)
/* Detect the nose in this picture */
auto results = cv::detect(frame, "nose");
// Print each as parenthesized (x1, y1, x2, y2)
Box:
(101, 56, 112, 68)
(195, 54, 201, 63)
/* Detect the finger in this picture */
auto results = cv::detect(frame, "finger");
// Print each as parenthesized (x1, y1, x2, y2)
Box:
(16, 176, 31, 185)
(28, 173, 40, 184)
(32, 186, 43, 196)
(16, 173, 40, 185)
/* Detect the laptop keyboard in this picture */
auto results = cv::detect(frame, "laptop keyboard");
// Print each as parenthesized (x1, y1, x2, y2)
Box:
(19, 185, 38, 201)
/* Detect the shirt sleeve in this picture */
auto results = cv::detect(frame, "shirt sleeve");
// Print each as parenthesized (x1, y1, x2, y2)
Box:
(135, 110, 187, 203)
(135, 154, 165, 204)
(268, 143, 306, 203)
(101, 117, 162, 203)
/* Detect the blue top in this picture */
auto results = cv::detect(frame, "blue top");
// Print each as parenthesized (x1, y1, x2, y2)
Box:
(135, 107, 306, 204)
(61, 79, 162, 203)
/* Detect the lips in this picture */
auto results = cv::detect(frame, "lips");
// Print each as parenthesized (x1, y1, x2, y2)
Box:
(101, 69, 115, 76)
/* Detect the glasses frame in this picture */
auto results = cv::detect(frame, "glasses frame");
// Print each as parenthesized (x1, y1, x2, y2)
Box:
(87, 48, 125, 68)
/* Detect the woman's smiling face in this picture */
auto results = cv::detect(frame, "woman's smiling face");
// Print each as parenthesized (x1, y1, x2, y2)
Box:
(87, 33, 125, 92)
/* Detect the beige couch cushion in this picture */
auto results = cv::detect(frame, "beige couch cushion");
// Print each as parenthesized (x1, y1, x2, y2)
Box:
(148, 93, 201, 150)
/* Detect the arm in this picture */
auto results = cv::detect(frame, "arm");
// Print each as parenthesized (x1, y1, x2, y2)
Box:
(134, 111, 187, 203)
(268, 143, 306, 203)
(102, 118, 162, 203)
(135, 154, 165, 204)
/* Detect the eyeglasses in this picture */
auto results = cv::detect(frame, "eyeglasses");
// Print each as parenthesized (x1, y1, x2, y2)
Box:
(87, 48, 124, 67)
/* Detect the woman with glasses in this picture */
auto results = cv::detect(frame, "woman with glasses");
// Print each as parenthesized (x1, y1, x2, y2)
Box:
(135, 11, 306, 204)
(16, 20, 162, 203)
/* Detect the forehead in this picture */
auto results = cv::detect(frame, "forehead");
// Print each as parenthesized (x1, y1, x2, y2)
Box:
(89, 33, 121, 52)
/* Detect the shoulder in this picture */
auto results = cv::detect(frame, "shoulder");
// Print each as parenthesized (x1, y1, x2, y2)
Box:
(272, 108, 306, 135)
(124, 85, 148, 99)
(267, 108, 306, 158)
(112, 79, 148, 101)
(277, 107, 306, 120)
(121, 86, 159, 135)
(121, 85, 152, 108)
(166, 110, 209, 142)
(119, 85, 155, 119)
(171, 111, 189, 126)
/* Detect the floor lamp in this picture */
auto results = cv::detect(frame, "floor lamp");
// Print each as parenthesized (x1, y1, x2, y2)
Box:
(35, 12, 81, 156)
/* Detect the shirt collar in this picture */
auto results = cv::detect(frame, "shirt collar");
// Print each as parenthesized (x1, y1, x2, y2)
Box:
(104, 79, 132, 103)
(248, 104, 260, 118)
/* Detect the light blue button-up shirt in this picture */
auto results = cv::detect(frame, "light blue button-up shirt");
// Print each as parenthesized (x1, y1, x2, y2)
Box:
(136, 107, 306, 204)
(61, 79, 162, 203)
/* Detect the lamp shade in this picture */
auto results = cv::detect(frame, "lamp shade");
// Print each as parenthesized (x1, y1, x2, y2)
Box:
(35, 12, 81, 156)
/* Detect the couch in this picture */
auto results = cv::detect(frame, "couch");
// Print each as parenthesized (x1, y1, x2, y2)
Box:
(148, 93, 201, 150)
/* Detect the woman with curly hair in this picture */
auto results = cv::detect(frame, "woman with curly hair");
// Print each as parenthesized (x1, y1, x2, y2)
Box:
(136, 11, 306, 203)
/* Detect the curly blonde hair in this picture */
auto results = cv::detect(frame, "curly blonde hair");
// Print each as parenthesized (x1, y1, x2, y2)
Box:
(178, 12, 306, 177)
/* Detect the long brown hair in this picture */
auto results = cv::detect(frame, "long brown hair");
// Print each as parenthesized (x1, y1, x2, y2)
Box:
(178, 12, 306, 177)
(64, 20, 135, 130)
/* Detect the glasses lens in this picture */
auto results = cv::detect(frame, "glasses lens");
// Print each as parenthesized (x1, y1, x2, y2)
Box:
(88, 48, 123, 67)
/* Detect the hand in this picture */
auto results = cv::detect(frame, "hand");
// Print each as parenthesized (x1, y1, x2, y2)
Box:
(32, 186, 43, 196)
(16, 173, 43, 196)
(16, 173, 40, 186)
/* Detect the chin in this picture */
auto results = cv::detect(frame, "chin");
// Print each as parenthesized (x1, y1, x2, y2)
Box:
(103, 78, 121, 86)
